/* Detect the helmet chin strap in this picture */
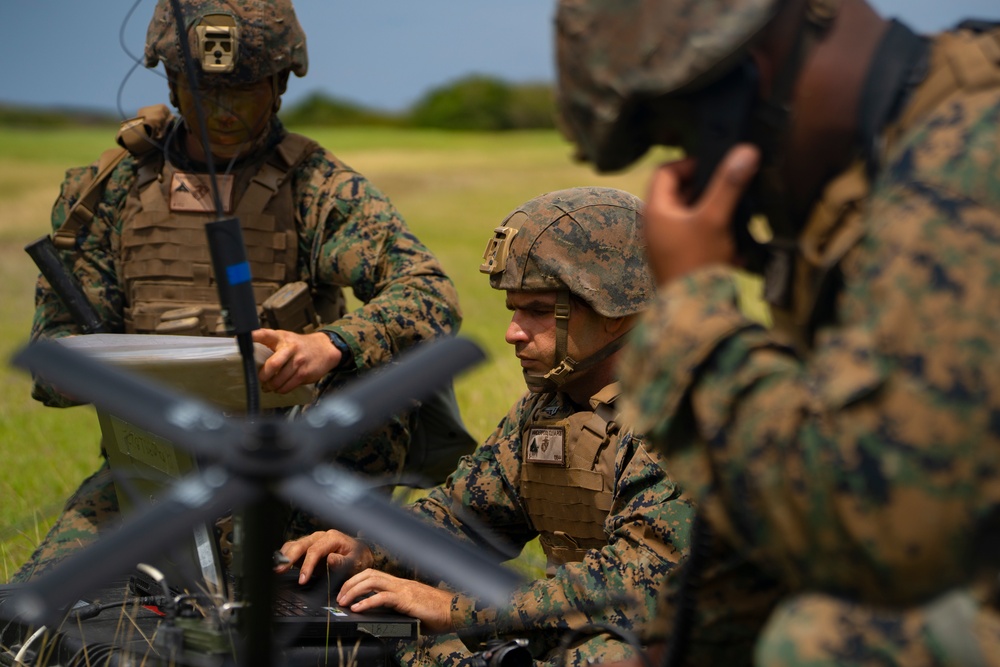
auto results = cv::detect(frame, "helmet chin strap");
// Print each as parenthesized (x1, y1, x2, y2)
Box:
(526, 291, 632, 393)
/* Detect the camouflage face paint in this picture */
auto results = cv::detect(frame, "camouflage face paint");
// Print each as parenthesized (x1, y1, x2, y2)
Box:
(173, 73, 276, 160)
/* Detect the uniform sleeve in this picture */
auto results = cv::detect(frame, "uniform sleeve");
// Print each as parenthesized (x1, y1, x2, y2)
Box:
(368, 394, 538, 575)
(451, 434, 695, 654)
(296, 153, 461, 371)
(396, 627, 641, 667)
(30, 162, 131, 407)
(618, 93, 1000, 605)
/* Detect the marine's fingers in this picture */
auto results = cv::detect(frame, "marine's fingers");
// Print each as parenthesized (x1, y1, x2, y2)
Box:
(646, 157, 697, 216)
(696, 144, 759, 227)
(251, 328, 280, 350)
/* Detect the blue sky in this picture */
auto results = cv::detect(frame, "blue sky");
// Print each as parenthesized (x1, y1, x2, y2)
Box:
(0, 1, 997, 116)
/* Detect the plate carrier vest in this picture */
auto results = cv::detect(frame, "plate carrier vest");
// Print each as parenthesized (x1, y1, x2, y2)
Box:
(54, 105, 343, 336)
(520, 383, 623, 572)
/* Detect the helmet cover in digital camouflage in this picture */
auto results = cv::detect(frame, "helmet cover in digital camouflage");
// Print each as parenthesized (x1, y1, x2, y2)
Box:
(480, 187, 653, 318)
(145, 0, 308, 85)
(555, 0, 781, 171)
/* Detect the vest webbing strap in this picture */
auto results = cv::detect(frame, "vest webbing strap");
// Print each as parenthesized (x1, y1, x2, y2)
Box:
(53, 104, 172, 250)
(897, 26, 1000, 132)
(52, 147, 129, 250)
(857, 20, 930, 177)
(238, 132, 319, 215)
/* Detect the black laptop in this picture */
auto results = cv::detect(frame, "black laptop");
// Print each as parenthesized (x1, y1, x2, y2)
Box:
(271, 570, 419, 642)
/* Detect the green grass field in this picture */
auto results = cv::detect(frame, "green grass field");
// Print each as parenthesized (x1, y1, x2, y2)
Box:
(0, 125, 686, 581)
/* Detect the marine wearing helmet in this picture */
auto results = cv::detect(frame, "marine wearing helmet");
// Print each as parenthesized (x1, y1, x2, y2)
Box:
(280, 187, 688, 667)
(556, 0, 842, 254)
(145, 0, 309, 161)
(480, 186, 653, 394)
(14, 0, 464, 588)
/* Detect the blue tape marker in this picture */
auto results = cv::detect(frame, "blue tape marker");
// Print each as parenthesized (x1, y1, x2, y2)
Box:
(226, 262, 252, 285)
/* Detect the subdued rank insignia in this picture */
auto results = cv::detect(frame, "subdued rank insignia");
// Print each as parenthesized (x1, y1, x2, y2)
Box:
(170, 172, 234, 213)
(526, 426, 566, 465)
(540, 404, 561, 418)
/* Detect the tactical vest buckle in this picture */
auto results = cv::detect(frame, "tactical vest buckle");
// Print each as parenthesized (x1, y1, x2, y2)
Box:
(543, 357, 578, 386)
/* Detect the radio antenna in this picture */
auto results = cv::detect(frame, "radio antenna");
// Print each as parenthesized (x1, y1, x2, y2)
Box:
(167, 0, 262, 416)
(167, 0, 225, 217)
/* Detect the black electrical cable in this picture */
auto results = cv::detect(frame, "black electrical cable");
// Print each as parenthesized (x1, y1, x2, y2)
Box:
(117, 0, 164, 127)
(68, 596, 165, 622)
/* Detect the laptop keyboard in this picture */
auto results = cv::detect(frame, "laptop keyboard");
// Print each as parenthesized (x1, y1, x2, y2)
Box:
(273, 588, 330, 617)
(274, 593, 314, 616)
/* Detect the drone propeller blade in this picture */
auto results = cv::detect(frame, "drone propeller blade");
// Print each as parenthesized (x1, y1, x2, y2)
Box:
(280, 467, 524, 608)
(11, 467, 259, 626)
(11, 338, 235, 459)
(294, 336, 486, 457)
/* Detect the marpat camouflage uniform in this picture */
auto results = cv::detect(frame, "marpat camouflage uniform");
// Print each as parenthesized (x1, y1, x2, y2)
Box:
(617, 21, 1000, 666)
(367, 386, 692, 667)
(12, 114, 460, 583)
(755, 590, 1000, 667)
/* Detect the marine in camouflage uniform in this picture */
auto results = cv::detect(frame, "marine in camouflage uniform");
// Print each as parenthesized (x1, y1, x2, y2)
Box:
(556, 0, 1000, 664)
(280, 188, 702, 666)
(13, 0, 460, 583)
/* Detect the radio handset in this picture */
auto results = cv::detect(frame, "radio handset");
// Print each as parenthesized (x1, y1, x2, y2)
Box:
(688, 60, 764, 272)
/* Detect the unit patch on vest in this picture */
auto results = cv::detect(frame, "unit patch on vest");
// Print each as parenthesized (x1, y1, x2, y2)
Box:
(526, 426, 565, 465)
(170, 172, 234, 213)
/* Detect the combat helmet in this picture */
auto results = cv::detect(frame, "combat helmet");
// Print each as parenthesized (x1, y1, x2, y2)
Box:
(480, 187, 653, 390)
(555, 0, 839, 172)
(145, 0, 308, 85)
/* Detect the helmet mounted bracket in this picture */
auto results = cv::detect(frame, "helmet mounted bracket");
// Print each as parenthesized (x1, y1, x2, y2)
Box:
(196, 14, 238, 74)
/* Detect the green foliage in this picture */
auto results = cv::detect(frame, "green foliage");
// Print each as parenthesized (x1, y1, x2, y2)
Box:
(507, 83, 557, 130)
(0, 79, 559, 133)
(408, 75, 556, 131)
(279, 80, 558, 131)
(279, 91, 402, 128)
(0, 104, 117, 129)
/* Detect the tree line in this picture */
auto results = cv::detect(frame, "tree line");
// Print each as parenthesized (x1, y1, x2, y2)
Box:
(281, 75, 557, 131)
(0, 76, 557, 131)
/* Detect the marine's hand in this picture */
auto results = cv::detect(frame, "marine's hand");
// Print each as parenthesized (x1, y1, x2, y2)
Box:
(338, 569, 455, 633)
(598, 642, 665, 667)
(643, 144, 759, 285)
(252, 328, 342, 393)
(277, 530, 373, 585)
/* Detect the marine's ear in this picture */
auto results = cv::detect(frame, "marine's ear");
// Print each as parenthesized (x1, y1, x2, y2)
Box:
(604, 313, 638, 336)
